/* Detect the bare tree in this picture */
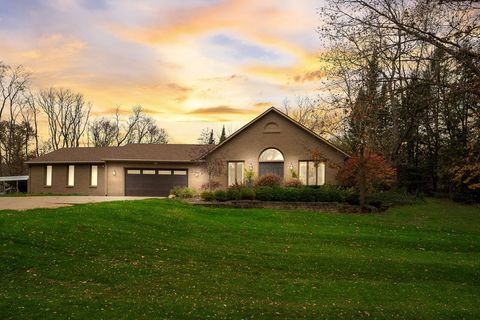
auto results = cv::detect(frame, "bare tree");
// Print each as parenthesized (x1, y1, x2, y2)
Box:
(203, 157, 224, 190)
(37, 88, 91, 150)
(89, 118, 118, 147)
(197, 128, 215, 144)
(0, 62, 30, 175)
(90, 106, 169, 146)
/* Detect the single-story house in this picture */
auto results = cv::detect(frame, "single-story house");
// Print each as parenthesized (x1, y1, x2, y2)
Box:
(26, 107, 349, 196)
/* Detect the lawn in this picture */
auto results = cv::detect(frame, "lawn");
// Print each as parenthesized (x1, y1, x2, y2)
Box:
(0, 199, 479, 319)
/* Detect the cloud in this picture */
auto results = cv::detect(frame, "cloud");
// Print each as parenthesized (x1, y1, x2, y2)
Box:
(253, 102, 273, 108)
(294, 70, 327, 83)
(188, 106, 251, 115)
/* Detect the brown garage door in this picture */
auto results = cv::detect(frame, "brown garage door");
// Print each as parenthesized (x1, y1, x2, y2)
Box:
(125, 169, 188, 196)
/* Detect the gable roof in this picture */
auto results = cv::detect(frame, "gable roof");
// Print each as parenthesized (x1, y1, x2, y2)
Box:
(26, 144, 214, 164)
(199, 107, 350, 159)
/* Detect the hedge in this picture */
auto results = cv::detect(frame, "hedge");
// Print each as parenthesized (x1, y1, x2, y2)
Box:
(200, 185, 358, 203)
(255, 186, 355, 203)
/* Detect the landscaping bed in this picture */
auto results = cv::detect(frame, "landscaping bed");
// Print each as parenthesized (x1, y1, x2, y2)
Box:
(185, 199, 363, 213)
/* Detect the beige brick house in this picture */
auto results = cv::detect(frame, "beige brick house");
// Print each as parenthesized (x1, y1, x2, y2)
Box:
(27, 108, 349, 196)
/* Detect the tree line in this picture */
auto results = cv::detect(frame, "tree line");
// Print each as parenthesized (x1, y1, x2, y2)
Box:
(0, 63, 169, 176)
(308, 0, 479, 204)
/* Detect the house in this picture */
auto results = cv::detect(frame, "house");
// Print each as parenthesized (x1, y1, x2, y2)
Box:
(26, 107, 349, 196)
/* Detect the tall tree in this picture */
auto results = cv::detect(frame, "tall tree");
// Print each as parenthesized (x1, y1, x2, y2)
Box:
(89, 106, 168, 146)
(38, 88, 91, 150)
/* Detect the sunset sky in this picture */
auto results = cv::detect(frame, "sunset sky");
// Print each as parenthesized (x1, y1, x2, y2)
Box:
(0, 0, 328, 143)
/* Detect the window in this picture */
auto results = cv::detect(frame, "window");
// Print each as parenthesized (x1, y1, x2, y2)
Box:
(228, 161, 244, 186)
(173, 170, 187, 175)
(158, 170, 171, 175)
(45, 165, 52, 186)
(90, 165, 98, 187)
(259, 148, 284, 162)
(67, 165, 75, 187)
(143, 170, 156, 175)
(299, 161, 325, 186)
(127, 169, 141, 174)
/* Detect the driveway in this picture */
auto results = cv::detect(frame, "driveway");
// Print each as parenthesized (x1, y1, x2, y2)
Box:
(0, 196, 159, 211)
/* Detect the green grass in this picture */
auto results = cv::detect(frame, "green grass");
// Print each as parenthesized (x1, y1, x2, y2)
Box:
(1, 199, 479, 319)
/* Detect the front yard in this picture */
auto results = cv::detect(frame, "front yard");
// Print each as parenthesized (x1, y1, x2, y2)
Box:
(1, 199, 479, 319)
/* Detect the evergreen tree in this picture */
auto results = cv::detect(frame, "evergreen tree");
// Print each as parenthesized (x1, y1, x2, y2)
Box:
(219, 125, 226, 143)
(208, 129, 215, 144)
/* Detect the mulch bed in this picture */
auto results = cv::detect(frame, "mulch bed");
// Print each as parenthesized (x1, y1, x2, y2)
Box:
(183, 199, 380, 213)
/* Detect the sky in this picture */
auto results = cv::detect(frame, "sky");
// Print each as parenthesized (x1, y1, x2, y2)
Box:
(0, 0, 328, 143)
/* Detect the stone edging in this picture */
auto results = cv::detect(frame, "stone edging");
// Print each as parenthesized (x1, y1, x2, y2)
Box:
(184, 199, 373, 213)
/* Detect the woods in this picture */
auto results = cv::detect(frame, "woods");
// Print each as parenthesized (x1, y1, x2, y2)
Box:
(315, 0, 480, 203)
(0, 62, 169, 176)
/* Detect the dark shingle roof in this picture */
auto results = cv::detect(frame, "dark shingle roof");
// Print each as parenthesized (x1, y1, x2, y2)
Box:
(26, 144, 214, 164)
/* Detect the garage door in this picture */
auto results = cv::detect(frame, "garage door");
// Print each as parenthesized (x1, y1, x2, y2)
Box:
(125, 169, 188, 196)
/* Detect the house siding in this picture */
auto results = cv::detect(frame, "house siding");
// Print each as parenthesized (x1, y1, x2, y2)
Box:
(206, 111, 347, 188)
(28, 164, 106, 195)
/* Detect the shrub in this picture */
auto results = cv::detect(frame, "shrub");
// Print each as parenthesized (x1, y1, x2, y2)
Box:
(337, 153, 396, 192)
(170, 186, 197, 198)
(213, 190, 228, 202)
(284, 178, 303, 188)
(254, 174, 283, 188)
(255, 186, 274, 201)
(226, 188, 241, 200)
(244, 168, 256, 187)
(200, 191, 215, 201)
(201, 181, 221, 191)
(239, 187, 255, 200)
(255, 185, 355, 203)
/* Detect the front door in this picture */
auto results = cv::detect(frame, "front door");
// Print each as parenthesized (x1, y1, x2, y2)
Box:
(259, 162, 284, 177)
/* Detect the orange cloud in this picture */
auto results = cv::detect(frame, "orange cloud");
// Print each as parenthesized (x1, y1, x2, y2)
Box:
(188, 105, 251, 115)
(254, 102, 273, 108)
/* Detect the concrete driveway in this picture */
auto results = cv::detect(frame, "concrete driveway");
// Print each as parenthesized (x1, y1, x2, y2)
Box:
(0, 196, 159, 211)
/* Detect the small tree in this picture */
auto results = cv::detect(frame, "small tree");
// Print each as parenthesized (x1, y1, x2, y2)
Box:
(219, 125, 226, 143)
(337, 153, 396, 193)
(203, 158, 223, 190)
(208, 129, 215, 144)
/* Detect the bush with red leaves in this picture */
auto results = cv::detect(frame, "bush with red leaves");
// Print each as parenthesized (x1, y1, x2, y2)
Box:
(284, 178, 304, 188)
(337, 153, 396, 192)
(254, 174, 283, 188)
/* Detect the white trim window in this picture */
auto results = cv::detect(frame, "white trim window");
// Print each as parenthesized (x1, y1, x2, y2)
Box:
(67, 165, 75, 187)
(90, 165, 98, 187)
(228, 161, 244, 186)
(45, 165, 52, 186)
(299, 161, 325, 186)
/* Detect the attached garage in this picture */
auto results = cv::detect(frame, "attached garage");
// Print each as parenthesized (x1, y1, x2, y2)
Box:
(125, 168, 188, 196)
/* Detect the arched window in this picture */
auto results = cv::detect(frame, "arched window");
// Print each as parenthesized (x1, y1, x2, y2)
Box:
(259, 148, 284, 162)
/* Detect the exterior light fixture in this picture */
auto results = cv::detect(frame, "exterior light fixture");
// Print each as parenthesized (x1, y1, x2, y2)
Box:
(289, 162, 294, 170)
(194, 171, 200, 177)
(113, 170, 116, 176)
(249, 162, 253, 170)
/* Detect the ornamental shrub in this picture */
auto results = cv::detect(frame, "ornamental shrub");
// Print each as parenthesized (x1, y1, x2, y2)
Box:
(254, 174, 283, 188)
(213, 190, 228, 202)
(255, 186, 274, 201)
(239, 187, 255, 200)
(200, 191, 215, 201)
(226, 188, 241, 200)
(284, 178, 303, 188)
(170, 186, 197, 198)
(337, 153, 396, 192)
